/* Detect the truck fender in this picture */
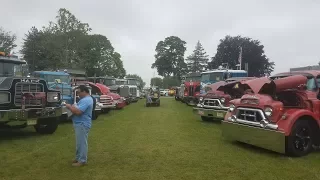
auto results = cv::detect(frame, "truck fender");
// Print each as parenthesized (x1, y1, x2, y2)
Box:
(277, 109, 319, 136)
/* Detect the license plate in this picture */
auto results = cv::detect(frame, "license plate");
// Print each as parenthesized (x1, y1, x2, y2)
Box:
(198, 110, 204, 115)
(216, 112, 224, 118)
(27, 120, 37, 125)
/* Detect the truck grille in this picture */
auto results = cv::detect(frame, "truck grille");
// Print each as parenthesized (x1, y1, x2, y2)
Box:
(203, 99, 220, 107)
(100, 96, 113, 104)
(15, 83, 44, 106)
(130, 87, 137, 96)
(236, 108, 264, 122)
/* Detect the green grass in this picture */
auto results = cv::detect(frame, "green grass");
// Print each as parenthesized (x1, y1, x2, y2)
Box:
(1, 98, 320, 180)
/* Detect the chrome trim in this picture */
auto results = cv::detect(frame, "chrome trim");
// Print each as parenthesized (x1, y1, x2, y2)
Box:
(236, 107, 266, 122)
(222, 121, 285, 154)
(14, 82, 44, 106)
(202, 98, 228, 110)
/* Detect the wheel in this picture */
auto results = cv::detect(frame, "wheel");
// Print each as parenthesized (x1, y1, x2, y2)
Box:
(34, 117, 59, 134)
(286, 120, 314, 157)
(201, 116, 212, 121)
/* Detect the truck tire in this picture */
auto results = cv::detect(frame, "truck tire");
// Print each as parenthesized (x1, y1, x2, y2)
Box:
(286, 120, 314, 157)
(34, 117, 59, 134)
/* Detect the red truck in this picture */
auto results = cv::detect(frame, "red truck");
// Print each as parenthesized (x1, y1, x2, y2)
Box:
(222, 71, 320, 157)
(95, 83, 126, 109)
(194, 77, 255, 121)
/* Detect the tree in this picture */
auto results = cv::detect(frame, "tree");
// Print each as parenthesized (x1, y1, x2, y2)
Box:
(185, 41, 209, 72)
(162, 76, 180, 89)
(21, 8, 127, 77)
(0, 27, 17, 54)
(208, 35, 275, 76)
(152, 36, 187, 79)
(150, 77, 163, 87)
(126, 74, 145, 89)
(21, 27, 65, 71)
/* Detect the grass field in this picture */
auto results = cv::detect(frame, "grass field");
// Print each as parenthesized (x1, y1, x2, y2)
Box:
(1, 98, 320, 180)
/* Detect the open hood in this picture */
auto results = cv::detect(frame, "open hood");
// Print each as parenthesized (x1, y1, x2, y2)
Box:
(207, 81, 226, 92)
(215, 77, 264, 94)
(259, 75, 307, 95)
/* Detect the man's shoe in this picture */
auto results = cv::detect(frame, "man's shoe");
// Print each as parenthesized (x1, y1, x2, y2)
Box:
(72, 162, 86, 167)
(72, 160, 78, 163)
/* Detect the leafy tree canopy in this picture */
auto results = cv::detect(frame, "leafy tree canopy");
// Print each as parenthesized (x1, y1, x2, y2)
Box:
(152, 36, 188, 79)
(209, 35, 275, 76)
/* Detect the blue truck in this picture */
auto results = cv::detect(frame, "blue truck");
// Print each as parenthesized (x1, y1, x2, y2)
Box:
(33, 71, 72, 119)
(200, 68, 248, 95)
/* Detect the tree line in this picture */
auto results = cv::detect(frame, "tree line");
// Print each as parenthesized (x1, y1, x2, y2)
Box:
(0, 8, 146, 88)
(151, 35, 276, 88)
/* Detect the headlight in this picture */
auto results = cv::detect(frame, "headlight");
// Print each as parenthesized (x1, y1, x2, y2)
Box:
(264, 107, 273, 117)
(47, 92, 60, 102)
(228, 104, 235, 112)
(220, 98, 225, 103)
(199, 97, 203, 102)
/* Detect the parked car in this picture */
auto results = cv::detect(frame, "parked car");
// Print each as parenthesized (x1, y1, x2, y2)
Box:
(222, 71, 320, 157)
(160, 89, 169, 96)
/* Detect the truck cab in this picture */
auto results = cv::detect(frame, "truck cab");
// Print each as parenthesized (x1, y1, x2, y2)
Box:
(125, 78, 140, 102)
(33, 71, 72, 119)
(0, 53, 62, 134)
(182, 72, 201, 106)
(200, 67, 248, 95)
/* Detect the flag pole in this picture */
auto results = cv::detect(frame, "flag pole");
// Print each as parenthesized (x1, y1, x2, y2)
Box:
(238, 46, 242, 70)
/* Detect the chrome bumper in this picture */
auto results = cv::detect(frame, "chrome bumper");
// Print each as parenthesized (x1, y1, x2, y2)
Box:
(193, 107, 227, 120)
(221, 121, 286, 154)
(0, 107, 62, 126)
(101, 104, 116, 109)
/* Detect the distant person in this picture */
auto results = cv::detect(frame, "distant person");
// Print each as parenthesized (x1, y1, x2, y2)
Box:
(65, 85, 94, 167)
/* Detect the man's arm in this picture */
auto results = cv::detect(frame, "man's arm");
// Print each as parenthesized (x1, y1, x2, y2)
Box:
(66, 104, 82, 115)
(66, 98, 91, 116)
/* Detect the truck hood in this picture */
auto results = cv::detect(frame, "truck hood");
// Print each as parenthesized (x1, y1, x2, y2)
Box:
(258, 75, 307, 95)
(108, 92, 121, 99)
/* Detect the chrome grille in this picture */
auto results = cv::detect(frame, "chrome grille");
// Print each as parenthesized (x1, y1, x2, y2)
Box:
(236, 108, 263, 122)
(15, 83, 44, 106)
(130, 87, 137, 96)
(203, 98, 220, 107)
(100, 96, 112, 104)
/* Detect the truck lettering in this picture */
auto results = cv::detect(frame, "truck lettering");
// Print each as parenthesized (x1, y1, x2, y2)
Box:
(21, 79, 40, 83)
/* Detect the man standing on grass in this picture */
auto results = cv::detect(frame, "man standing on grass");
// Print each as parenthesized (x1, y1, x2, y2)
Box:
(66, 85, 94, 167)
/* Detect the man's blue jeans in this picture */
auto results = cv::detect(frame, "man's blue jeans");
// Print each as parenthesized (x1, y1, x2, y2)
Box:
(74, 123, 90, 163)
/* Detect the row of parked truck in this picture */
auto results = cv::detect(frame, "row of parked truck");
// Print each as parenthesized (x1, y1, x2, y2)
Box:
(0, 53, 143, 135)
(174, 69, 320, 157)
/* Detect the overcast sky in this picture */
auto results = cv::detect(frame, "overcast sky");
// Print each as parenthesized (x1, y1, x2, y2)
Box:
(3, 0, 320, 85)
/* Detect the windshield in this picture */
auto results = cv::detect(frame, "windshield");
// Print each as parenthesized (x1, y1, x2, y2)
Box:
(116, 80, 126, 85)
(127, 79, 137, 85)
(0, 62, 25, 77)
(186, 76, 201, 82)
(104, 79, 116, 86)
(201, 72, 223, 82)
(44, 75, 70, 84)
